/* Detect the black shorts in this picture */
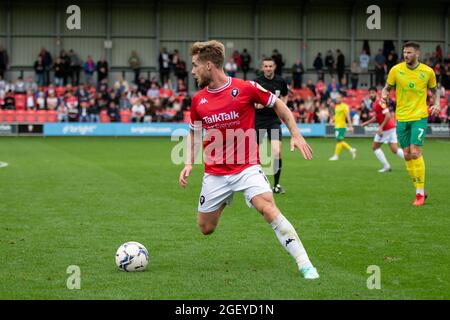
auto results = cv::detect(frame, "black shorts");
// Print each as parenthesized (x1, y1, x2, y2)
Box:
(255, 121, 282, 144)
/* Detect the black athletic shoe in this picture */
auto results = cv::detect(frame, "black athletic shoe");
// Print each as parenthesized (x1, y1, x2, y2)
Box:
(273, 184, 285, 194)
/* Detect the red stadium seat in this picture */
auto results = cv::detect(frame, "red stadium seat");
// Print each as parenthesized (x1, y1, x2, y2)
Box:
(100, 110, 110, 123)
(15, 94, 26, 110)
(36, 110, 47, 123)
(183, 111, 191, 123)
(25, 110, 37, 123)
(15, 110, 26, 123)
(120, 109, 131, 123)
(0, 109, 4, 122)
(47, 110, 57, 122)
(5, 110, 15, 123)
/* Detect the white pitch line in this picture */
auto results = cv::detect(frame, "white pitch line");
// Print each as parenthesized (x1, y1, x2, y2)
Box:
(0, 161, 9, 168)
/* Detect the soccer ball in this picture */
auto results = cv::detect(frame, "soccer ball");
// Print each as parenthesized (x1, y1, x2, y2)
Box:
(115, 241, 149, 272)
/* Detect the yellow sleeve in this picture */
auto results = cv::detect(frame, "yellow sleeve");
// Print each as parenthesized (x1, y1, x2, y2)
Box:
(428, 69, 437, 89)
(386, 66, 396, 86)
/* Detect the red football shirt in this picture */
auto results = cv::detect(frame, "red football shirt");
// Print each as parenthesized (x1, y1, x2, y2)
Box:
(372, 99, 396, 131)
(190, 77, 277, 176)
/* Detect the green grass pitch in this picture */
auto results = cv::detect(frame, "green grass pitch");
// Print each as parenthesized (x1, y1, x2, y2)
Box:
(1, 137, 449, 299)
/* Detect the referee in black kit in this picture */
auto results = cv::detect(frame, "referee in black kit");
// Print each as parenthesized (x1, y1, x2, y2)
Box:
(254, 57, 289, 194)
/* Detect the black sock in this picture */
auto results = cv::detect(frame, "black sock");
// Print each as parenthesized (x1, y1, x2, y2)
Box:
(274, 158, 282, 186)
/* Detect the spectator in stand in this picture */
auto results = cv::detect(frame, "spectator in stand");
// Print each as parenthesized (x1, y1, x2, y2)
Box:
(225, 57, 237, 77)
(57, 95, 68, 121)
(271, 49, 284, 76)
(444, 53, 450, 66)
(39, 47, 53, 86)
(147, 82, 160, 99)
(89, 95, 100, 122)
(292, 59, 305, 89)
(232, 50, 242, 71)
(34, 56, 45, 87)
(327, 77, 340, 94)
(359, 101, 370, 124)
(374, 48, 386, 87)
(68, 49, 82, 86)
(113, 75, 129, 95)
(386, 52, 396, 75)
(65, 91, 79, 122)
(4, 80, 14, 93)
(240, 49, 251, 80)
(306, 79, 316, 95)
(298, 83, 315, 101)
(316, 102, 330, 124)
(107, 100, 121, 122)
(26, 89, 36, 110)
(351, 109, 360, 126)
(96, 56, 109, 84)
(441, 64, 450, 90)
(170, 49, 181, 80)
(14, 77, 26, 93)
(83, 55, 96, 85)
(159, 80, 174, 100)
(46, 89, 59, 111)
(24, 76, 38, 92)
(4, 90, 15, 109)
(318, 85, 330, 104)
(359, 49, 370, 72)
(350, 61, 361, 90)
(336, 49, 345, 85)
(128, 50, 141, 84)
(313, 52, 324, 81)
(325, 50, 335, 77)
(59, 50, 71, 85)
(131, 98, 145, 123)
(0, 45, 9, 80)
(136, 77, 150, 96)
(118, 91, 131, 110)
(314, 79, 325, 95)
(174, 78, 186, 96)
(141, 100, 152, 123)
(36, 88, 46, 110)
(53, 57, 65, 87)
(175, 58, 188, 87)
(78, 95, 90, 122)
(158, 47, 171, 85)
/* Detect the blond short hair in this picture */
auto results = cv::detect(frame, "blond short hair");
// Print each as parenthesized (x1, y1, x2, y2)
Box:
(190, 40, 225, 69)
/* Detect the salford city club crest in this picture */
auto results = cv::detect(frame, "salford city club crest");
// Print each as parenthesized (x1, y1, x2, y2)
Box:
(231, 88, 239, 98)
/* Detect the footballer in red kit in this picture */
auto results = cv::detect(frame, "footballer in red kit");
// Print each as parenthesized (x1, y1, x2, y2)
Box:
(189, 76, 276, 175)
(361, 87, 404, 172)
(179, 40, 319, 279)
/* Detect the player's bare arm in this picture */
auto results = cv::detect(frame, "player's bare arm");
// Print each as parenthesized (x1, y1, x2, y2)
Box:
(361, 116, 376, 127)
(429, 87, 440, 116)
(375, 110, 391, 136)
(381, 84, 394, 104)
(273, 98, 313, 160)
(179, 128, 202, 188)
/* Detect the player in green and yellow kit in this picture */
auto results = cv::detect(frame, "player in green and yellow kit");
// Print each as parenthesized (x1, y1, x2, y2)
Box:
(329, 93, 357, 161)
(382, 41, 440, 206)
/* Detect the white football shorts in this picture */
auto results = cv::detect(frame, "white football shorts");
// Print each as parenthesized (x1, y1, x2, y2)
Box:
(198, 165, 272, 213)
(374, 127, 398, 144)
